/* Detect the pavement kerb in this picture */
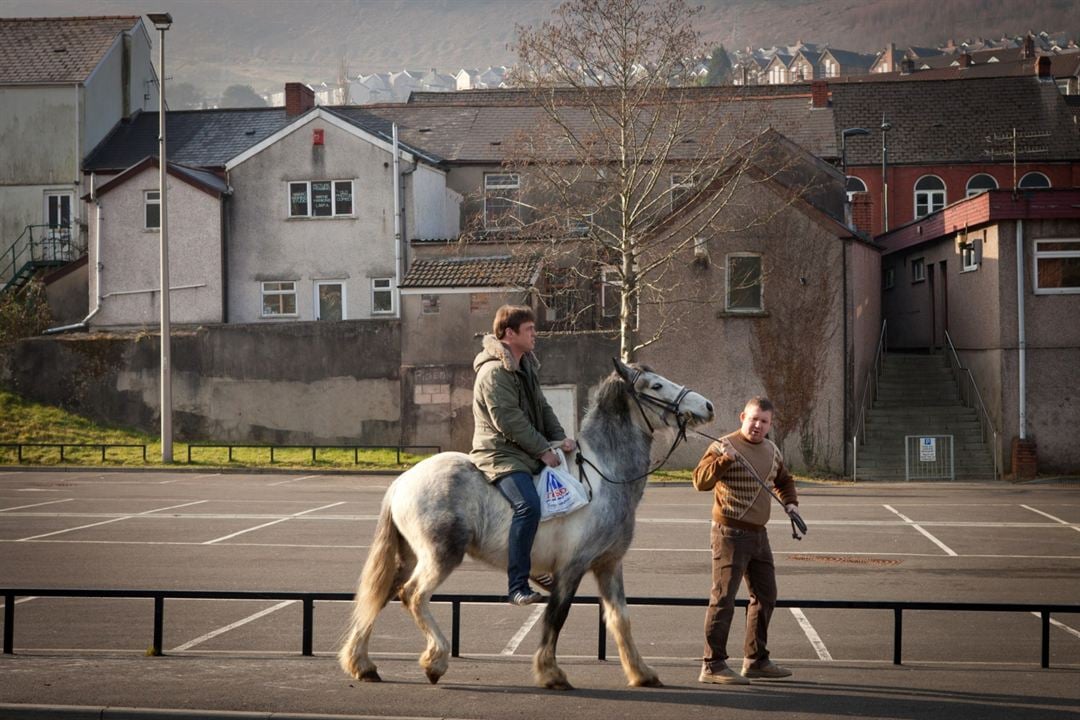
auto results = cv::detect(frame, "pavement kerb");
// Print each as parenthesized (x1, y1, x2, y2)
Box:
(0, 705, 462, 720)
(0, 464, 401, 477)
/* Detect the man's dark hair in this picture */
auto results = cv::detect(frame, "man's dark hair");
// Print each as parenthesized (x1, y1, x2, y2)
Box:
(746, 396, 774, 414)
(493, 304, 536, 339)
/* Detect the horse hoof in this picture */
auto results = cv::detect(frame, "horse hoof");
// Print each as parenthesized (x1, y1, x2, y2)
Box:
(425, 669, 443, 684)
(359, 669, 382, 682)
(632, 676, 663, 688)
(544, 679, 574, 691)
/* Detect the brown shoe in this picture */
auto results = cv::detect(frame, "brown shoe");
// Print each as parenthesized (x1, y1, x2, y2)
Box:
(698, 665, 750, 686)
(741, 660, 792, 679)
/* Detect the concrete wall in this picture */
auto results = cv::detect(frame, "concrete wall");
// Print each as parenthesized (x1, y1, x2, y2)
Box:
(0, 321, 402, 446)
(407, 164, 460, 240)
(88, 166, 224, 328)
(44, 257, 89, 325)
(227, 116, 401, 322)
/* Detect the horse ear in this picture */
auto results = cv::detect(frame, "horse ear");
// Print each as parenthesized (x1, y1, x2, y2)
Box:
(612, 357, 634, 384)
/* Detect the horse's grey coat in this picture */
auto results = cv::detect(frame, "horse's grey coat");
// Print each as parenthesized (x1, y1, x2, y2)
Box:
(338, 361, 714, 690)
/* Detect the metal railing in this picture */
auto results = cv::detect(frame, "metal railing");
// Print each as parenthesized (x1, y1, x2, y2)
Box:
(904, 435, 955, 481)
(2, 588, 1076, 668)
(1, 224, 84, 292)
(185, 444, 441, 466)
(943, 331, 1001, 481)
(0, 443, 148, 463)
(852, 320, 887, 481)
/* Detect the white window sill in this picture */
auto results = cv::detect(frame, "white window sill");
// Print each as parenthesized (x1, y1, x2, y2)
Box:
(717, 309, 769, 318)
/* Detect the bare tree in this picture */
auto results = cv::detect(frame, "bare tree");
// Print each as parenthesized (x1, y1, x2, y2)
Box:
(489, 0, 781, 361)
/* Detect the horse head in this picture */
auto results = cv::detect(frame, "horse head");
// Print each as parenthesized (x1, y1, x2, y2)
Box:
(612, 358, 714, 430)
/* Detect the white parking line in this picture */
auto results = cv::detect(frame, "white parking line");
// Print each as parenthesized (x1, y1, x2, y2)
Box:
(883, 504, 958, 556)
(1021, 504, 1080, 534)
(269, 474, 321, 487)
(501, 605, 544, 655)
(0, 596, 38, 610)
(159, 473, 222, 484)
(202, 501, 346, 544)
(790, 608, 833, 660)
(169, 600, 296, 652)
(0, 498, 73, 512)
(1030, 612, 1080, 640)
(15, 500, 208, 541)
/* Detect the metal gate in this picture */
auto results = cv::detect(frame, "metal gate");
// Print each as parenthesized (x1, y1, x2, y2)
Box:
(905, 435, 954, 481)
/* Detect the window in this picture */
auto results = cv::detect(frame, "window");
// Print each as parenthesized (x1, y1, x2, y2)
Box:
(1033, 239, 1080, 294)
(823, 58, 838, 77)
(261, 281, 297, 317)
(484, 173, 520, 229)
(767, 64, 787, 84)
(421, 294, 440, 314)
(883, 267, 895, 290)
(315, 281, 345, 321)
(845, 176, 867, 202)
(671, 173, 696, 211)
(914, 176, 946, 218)
(911, 257, 925, 283)
(965, 174, 998, 197)
(961, 238, 982, 272)
(726, 254, 763, 311)
(371, 278, 394, 314)
(288, 180, 354, 217)
(600, 266, 621, 318)
(144, 191, 160, 229)
(1018, 172, 1051, 189)
(45, 192, 72, 229)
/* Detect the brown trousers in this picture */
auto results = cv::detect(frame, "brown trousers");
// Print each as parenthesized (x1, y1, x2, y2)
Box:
(702, 523, 777, 670)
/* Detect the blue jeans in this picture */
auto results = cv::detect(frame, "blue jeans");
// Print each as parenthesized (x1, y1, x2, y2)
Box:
(495, 471, 541, 595)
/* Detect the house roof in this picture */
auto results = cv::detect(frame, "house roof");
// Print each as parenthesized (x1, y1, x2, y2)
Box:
(878, 188, 1080, 254)
(400, 256, 541, 289)
(837, 52, 1080, 82)
(821, 48, 877, 71)
(0, 16, 141, 84)
(88, 156, 231, 200)
(335, 85, 838, 164)
(830, 76, 1080, 166)
(83, 108, 296, 172)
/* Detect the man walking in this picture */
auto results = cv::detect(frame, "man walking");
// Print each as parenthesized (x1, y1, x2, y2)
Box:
(693, 396, 799, 685)
(471, 304, 576, 606)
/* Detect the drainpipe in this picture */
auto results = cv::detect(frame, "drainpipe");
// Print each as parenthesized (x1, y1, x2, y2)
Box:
(392, 122, 402, 318)
(44, 174, 103, 334)
(1016, 219, 1027, 439)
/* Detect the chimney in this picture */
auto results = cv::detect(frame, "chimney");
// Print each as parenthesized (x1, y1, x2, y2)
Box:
(957, 53, 973, 67)
(1036, 55, 1052, 79)
(810, 79, 829, 108)
(285, 82, 315, 116)
(1022, 33, 1035, 59)
(900, 58, 916, 74)
(886, 42, 896, 72)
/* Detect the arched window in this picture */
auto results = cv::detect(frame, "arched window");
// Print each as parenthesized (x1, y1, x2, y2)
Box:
(1019, 172, 1051, 189)
(914, 175, 946, 218)
(846, 176, 867, 202)
(966, 173, 998, 197)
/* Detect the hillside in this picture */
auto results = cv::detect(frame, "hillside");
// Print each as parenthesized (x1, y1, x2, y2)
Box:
(4, 0, 1077, 96)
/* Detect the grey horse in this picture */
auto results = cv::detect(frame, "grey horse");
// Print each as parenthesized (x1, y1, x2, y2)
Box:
(338, 360, 714, 689)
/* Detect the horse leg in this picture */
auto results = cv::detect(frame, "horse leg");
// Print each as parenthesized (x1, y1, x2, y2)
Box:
(532, 568, 584, 690)
(399, 547, 460, 684)
(595, 560, 662, 687)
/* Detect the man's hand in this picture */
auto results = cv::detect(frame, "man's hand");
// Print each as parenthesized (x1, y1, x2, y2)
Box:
(785, 503, 806, 540)
(560, 438, 577, 453)
(708, 440, 733, 463)
(540, 449, 561, 468)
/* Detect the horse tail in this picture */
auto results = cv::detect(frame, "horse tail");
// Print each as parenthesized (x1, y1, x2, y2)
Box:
(338, 486, 405, 680)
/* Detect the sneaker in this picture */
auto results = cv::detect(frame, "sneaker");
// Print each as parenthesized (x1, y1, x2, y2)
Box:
(741, 660, 792, 679)
(531, 573, 555, 592)
(508, 590, 544, 606)
(698, 665, 750, 686)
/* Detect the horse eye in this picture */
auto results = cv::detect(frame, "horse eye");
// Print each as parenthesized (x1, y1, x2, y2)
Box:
(651, 383, 662, 390)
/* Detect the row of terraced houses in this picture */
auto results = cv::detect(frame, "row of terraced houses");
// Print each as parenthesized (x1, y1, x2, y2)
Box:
(2, 16, 1079, 479)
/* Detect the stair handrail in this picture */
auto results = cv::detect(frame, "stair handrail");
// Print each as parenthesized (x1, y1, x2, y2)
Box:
(851, 319, 887, 481)
(1, 224, 81, 292)
(943, 330, 1001, 481)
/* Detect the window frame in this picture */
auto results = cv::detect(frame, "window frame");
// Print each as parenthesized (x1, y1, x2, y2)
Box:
(287, 179, 355, 218)
(965, 173, 998, 197)
(1018, 172, 1051, 190)
(143, 190, 161, 230)
(725, 252, 764, 313)
(914, 175, 946, 218)
(261, 281, 298, 318)
(1033, 238, 1080, 295)
(314, 280, 346, 321)
(911, 257, 926, 283)
(961, 238, 982, 272)
(371, 277, 395, 315)
(44, 191, 73, 230)
(483, 172, 521, 230)
(883, 267, 895, 290)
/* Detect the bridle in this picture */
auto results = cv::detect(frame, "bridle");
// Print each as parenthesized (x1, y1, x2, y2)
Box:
(574, 361, 694, 487)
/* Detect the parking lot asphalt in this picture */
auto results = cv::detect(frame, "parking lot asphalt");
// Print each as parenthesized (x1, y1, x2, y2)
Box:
(1, 468, 1078, 720)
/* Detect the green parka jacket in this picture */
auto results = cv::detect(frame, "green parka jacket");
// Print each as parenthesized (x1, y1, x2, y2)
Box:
(470, 334, 566, 481)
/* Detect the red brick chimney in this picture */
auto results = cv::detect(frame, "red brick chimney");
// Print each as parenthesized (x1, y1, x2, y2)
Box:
(810, 79, 829, 108)
(1022, 33, 1035, 59)
(957, 53, 973, 67)
(1036, 56, 1052, 79)
(285, 83, 315, 116)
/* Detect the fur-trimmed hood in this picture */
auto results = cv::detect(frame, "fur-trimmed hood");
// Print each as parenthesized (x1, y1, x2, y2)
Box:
(473, 333, 541, 373)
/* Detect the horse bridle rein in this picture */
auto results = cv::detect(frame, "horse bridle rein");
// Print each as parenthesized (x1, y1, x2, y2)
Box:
(574, 362, 693, 488)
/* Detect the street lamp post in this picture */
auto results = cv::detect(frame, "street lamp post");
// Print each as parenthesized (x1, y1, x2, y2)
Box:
(880, 114, 892, 233)
(148, 12, 173, 463)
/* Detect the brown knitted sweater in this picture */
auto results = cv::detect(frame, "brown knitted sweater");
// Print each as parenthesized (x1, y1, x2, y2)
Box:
(692, 431, 798, 530)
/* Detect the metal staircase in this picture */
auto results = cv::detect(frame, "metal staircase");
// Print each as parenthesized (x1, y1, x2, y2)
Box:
(1, 224, 83, 294)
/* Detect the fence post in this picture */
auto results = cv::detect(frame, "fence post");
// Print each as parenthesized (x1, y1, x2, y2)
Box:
(597, 606, 606, 661)
(892, 608, 902, 665)
(302, 597, 314, 656)
(153, 596, 164, 656)
(1041, 611, 1050, 669)
(451, 600, 460, 657)
(4, 592, 14, 654)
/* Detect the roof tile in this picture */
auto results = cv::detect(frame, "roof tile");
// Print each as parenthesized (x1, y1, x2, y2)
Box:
(0, 16, 140, 84)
